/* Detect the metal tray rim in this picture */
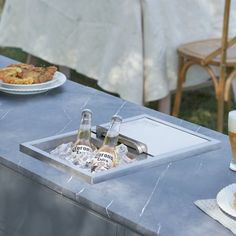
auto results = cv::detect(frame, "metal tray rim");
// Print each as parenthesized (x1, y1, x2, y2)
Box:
(20, 114, 221, 184)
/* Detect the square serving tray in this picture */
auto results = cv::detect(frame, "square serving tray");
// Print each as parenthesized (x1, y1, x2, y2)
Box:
(20, 114, 221, 184)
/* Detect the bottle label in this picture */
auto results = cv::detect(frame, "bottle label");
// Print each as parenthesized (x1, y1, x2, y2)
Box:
(93, 151, 114, 169)
(72, 145, 92, 154)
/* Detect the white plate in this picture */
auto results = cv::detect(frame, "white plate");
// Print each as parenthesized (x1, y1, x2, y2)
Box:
(216, 183, 236, 218)
(0, 75, 57, 89)
(0, 71, 66, 95)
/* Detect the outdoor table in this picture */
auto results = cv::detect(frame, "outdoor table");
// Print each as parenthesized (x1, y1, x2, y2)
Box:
(0, 55, 235, 236)
(0, 0, 236, 106)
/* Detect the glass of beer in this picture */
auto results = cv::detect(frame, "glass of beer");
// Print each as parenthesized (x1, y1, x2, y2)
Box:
(228, 111, 236, 171)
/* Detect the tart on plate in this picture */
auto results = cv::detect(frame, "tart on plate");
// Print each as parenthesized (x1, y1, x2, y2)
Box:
(0, 64, 57, 85)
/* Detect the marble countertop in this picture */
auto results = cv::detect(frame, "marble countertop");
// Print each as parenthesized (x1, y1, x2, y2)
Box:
(0, 56, 235, 236)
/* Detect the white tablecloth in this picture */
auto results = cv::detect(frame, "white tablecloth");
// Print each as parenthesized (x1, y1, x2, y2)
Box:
(0, 0, 236, 104)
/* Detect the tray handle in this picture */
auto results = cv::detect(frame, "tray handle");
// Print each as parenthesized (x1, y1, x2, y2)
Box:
(95, 126, 148, 155)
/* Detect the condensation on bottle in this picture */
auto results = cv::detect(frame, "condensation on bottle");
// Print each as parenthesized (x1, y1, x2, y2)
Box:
(72, 109, 94, 166)
(91, 115, 122, 172)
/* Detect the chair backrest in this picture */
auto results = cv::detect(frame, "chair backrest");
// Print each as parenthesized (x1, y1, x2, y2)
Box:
(221, 0, 231, 66)
(202, 0, 235, 65)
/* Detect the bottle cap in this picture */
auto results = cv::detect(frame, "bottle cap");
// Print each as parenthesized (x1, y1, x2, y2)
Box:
(111, 115, 122, 122)
(82, 109, 92, 115)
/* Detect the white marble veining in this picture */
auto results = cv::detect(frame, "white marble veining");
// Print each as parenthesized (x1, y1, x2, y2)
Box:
(156, 222, 161, 234)
(55, 108, 73, 135)
(0, 109, 11, 120)
(195, 161, 204, 175)
(114, 101, 127, 116)
(105, 200, 114, 218)
(66, 176, 73, 183)
(55, 120, 72, 135)
(75, 187, 85, 200)
(17, 160, 23, 172)
(195, 126, 202, 133)
(139, 163, 172, 218)
(80, 93, 97, 111)
(177, 119, 183, 126)
(62, 108, 72, 121)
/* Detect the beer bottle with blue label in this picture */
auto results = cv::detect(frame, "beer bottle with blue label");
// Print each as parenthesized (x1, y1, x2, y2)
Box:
(72, 109, 93, 165)
(91, 115, 122, 172)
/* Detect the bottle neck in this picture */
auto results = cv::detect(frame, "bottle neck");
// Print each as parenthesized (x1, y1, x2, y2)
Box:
(77, 110, 92, 142)
(103, 134, 119, 147)
(77, 126, 91, 141)
(103, 116, 122, 148)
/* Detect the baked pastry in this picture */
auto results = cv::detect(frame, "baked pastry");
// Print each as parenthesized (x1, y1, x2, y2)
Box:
(0, 63, 57, 84)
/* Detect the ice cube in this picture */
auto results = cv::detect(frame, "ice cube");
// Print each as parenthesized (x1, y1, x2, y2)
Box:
(50, 142, 73, 159)
(115, 144, 134, 165)
(72, 151, 96, 168)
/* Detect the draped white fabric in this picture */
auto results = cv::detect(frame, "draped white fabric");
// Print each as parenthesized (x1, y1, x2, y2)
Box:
(0, 0, 235, 104)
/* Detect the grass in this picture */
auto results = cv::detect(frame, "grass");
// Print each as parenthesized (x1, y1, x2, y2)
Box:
(172, 89, 229, 132)
(0, 47, 232, 134)
(148, 87, 230, 133)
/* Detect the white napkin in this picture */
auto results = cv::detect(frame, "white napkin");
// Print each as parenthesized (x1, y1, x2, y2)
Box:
(195, 199, 236, 235)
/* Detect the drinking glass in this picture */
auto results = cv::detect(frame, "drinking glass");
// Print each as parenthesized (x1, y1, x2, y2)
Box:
(228, 110, 236, 171)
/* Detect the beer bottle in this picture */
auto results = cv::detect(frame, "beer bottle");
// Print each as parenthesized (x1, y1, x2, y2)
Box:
(72, 109, 93, 164)
(91, 115, 122, 172)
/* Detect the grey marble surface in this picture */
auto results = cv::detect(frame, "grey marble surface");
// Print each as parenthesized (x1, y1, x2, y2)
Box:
(0, 56, 235, 235)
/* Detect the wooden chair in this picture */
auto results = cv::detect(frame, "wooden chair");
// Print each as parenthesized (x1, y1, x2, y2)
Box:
(172, 0, 236, 132)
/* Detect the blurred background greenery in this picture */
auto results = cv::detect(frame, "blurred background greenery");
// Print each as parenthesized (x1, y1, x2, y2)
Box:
(0, 0, 4, 11)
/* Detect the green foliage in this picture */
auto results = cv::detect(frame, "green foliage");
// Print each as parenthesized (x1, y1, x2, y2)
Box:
(0, 47, 27, 62)
(173, 88, 231, 133)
